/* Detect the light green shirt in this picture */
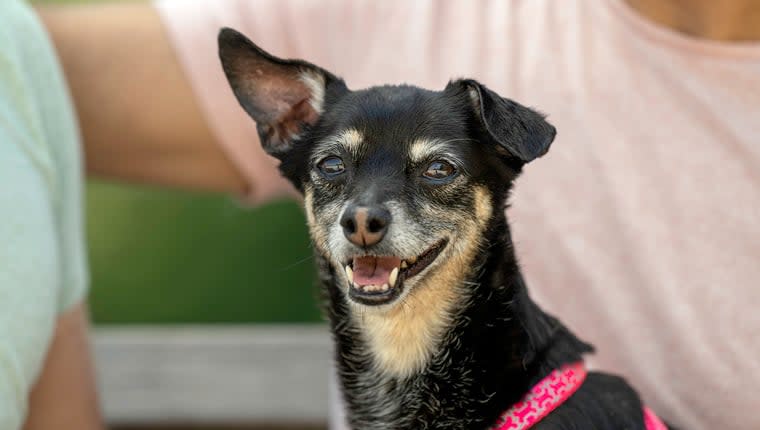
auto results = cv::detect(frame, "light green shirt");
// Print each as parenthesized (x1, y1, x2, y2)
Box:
(0, 1, 88, 428)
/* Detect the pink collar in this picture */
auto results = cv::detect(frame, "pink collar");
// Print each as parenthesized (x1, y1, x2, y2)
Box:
(489, 362, 668, 430)
(490, 362, 586, 430)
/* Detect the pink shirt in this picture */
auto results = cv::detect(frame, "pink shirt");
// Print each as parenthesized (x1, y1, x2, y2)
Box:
(155, 1, 760, 428)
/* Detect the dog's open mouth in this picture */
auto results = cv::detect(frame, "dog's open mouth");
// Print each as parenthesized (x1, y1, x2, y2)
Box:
(344, 239, 448, 306)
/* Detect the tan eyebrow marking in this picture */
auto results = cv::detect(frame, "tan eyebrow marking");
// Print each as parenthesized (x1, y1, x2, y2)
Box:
(336, 128, 364, 154)
(409, 138, 436, 163)
(312, 128, 365, 163)
(408, 137, 472, 164)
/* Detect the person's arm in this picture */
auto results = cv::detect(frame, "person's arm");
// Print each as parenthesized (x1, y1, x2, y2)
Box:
(23, 304, 102, 430)
(37, 2, 247, 194)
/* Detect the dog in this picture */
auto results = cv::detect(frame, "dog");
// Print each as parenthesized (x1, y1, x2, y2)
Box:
(218, 28, 675, 430)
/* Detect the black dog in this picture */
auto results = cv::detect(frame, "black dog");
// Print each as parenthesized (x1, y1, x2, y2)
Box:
(218, 28, 674, 430)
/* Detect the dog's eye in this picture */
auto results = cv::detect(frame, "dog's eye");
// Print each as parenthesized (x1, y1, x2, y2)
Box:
(318, 156, 346, 177)
(423, 160, 456, 181)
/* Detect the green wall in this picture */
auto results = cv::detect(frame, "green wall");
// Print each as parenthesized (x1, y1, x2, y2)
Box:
(87, 183, 320, 323)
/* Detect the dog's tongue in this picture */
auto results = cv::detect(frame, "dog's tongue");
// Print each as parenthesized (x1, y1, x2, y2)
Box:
(352, 256, 401, 286)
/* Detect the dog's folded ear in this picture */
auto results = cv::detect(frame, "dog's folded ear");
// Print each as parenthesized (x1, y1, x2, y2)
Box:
(447, 79, 556, 163)
(218, 28, 346, 158)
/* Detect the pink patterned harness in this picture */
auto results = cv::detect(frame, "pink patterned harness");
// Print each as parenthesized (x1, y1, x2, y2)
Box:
(489, 362, 668, 430)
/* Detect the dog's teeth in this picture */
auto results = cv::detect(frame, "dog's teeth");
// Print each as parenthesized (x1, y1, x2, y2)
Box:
(388, 268, 399, 287)
(380, 283, 389, 292)
(408, 255, 418, 264)
(345, 265, 354, 283)
(400, 261, 408, 269)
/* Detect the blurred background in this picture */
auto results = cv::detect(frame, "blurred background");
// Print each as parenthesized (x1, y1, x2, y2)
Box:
(34, 1, 327, 429)
(85, 183, 318, 325)
(38, 0, 320, 328)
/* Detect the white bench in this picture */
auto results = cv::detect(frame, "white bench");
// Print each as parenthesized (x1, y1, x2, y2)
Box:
(94, 325, 331, 427)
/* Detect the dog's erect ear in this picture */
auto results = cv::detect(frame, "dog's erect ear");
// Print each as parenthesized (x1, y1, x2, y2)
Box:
(218, 28, 346, 158)
(448, 79, 556, 163)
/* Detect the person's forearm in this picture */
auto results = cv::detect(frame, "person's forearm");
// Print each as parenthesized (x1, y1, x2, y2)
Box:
(23, 304, 102, 430)
(37, 2, 247, 193)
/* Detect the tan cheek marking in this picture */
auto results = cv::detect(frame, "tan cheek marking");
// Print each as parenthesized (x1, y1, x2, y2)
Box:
(356, 186, 493, 377)
(304, 187, 331, 258)
(473, 186, 493, 224)
(304, 187, 316, 227)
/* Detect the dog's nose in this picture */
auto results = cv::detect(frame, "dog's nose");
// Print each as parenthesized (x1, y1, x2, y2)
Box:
(340, 205, 391, 247)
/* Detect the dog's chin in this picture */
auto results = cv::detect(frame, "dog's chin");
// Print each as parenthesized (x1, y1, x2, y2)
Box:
(341, 238, 449, 308)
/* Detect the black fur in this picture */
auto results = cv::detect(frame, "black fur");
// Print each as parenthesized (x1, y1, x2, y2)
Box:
(218, 28, 674, 430)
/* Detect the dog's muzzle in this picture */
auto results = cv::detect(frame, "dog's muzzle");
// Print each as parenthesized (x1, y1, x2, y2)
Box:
(344, 238, 448, 306)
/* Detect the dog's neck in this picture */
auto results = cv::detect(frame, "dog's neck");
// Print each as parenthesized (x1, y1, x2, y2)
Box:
(321, 209, 592, 430)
